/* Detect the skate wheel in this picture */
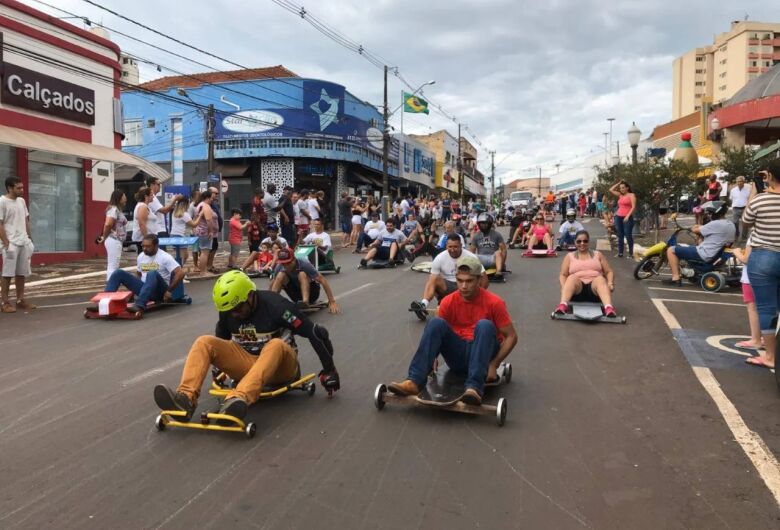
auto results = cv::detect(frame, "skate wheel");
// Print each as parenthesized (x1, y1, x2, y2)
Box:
(245, 422, 256, 439)
(306, 381, 316, 397)
(496, 398, 507, 427)
(336, 267, 341, 274)
(155, 414, 166, 431)
(374, 383, 387, 411)
(504, 363, 513, 384)
(621, 316, 627, 324)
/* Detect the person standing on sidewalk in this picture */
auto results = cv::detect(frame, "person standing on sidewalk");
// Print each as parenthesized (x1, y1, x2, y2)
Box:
(338, 192, 352, 248)
(131, 187, 155, 254)
(96, 190, 128, 280)
(0, 176, 35, 313)
(729, 176, 752, 242)
(609, 180, 636, 258)
(741, 161, 780, 371)
(207, 186, 223, 273)
(277, 186, 295, 247)
(146, 177, 181, 238)
(193, 190, 217, 276)
(262, 183, 282, 227)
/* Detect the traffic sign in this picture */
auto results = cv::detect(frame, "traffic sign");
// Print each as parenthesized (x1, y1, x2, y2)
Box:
(220, 179, 229, 193)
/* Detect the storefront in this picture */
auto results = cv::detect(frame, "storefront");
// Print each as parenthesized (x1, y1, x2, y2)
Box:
(0, 0, 167, 264)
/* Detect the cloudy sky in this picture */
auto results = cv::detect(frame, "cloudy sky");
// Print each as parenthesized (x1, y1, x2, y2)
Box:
(29, 0, 779, 183)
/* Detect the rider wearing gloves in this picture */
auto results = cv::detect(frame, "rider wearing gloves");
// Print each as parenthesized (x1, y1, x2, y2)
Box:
(469, 213, 506, 278)
(664, 201, 736, 286)
(153, 270, 339, 422)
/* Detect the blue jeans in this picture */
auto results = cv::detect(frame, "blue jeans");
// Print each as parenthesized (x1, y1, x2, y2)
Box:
(614, 215, 634, 255)
(407, 317, 499, 394)
(559, 232, 575, 246)
(106, 269, 168, 308)
(746, 248, 780, 334)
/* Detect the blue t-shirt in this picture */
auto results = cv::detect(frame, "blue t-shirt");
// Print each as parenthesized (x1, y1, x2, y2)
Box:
(274, 258, 319, 280)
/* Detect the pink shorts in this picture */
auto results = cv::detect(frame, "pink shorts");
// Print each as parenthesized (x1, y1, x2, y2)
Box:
(741, 283, 755, 304)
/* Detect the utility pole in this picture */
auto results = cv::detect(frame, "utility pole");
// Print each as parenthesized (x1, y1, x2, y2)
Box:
(607, 117, 615, 165)
(457, 123, 463, 201)
(207, 103, 215, 174)
(537, 166, 542, 197)
(382, 65, 389, 199)
(490, 150, 495, 202)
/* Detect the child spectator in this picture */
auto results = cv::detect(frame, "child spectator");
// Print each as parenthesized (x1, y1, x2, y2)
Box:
(733, 246, 763, 351)
(228, 208, 249, 269)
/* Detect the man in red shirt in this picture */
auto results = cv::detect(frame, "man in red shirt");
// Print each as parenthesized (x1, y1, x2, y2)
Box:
(389, 255, 517, 405)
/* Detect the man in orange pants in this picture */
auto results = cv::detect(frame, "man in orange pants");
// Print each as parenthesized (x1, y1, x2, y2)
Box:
(153, 270, 339, 422)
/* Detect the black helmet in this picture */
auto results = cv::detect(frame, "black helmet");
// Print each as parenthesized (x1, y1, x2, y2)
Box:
(701, 200, 727, 219)
(476, 212, 493, 233)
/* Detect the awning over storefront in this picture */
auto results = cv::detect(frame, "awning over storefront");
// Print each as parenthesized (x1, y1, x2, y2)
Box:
(349, 171, 382, 188)
(753, 140, 780, 161)
(215, 163, 249, 177)
(0, 124, 171, 183)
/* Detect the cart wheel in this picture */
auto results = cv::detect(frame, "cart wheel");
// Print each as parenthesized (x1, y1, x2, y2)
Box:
(83, 309, 90, 319)
(155, 414, 166, 431)
(374, 383, 387, 411)
(306, 381, 316, 397)
(621, 316, 627, 324)
(245, 422, 256, 439)
(496, 398, 507, 427)
(700, 271, 725, 292)
(550, 311, 556, 320)
(336, 266, 341, 274)
(185, 297, 193, 305)
(504, 363, 513, 384)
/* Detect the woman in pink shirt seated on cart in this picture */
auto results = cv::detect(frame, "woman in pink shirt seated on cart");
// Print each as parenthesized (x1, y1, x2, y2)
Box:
(554, 230, 617, 317)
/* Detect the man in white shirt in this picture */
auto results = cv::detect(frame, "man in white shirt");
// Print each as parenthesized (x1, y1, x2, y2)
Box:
(0, 176, 35, 313)
(358, 211, 386, 251)
(294, 190, 311, 242)
(302, 219, 333, 265)
(262, 183, 281, 226)
(400, 195, 411, 219)
(411, 236, 487, 312)
(102, 234, 185, 314)
(306, 189, 320, 222)
(146, 177, 181, 236)
(360, 218, 407, 267)
(728, 175, 752, 240)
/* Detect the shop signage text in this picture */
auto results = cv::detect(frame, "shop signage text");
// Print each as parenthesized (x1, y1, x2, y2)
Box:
(2, 62, 95, 125)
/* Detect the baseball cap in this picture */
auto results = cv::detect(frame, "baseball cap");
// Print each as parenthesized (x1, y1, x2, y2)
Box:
(276, 249, 294, 264)
(456, 255, 482, 277)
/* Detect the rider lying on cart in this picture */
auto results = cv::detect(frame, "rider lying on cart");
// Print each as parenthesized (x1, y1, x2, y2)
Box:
(391, 255, 517, 405)
(554, 230, 617, 317)
(153, 270, 340, 423)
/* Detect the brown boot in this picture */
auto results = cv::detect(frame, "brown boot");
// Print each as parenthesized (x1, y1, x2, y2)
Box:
(1, 301, 16, 313)
(387, 379, 420, 396)
(16, 299, 36, 311)
(460, 388, 482, 406)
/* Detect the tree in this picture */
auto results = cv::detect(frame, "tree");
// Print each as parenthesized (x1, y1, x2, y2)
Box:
(717, 145, 760, 183)
(593, 159, 696, 241)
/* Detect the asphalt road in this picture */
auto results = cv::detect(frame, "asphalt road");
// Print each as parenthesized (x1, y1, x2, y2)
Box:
(1, 221, 778, 529)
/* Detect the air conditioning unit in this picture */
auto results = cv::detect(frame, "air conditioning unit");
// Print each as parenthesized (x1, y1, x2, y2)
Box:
(147, 119, 156, 128)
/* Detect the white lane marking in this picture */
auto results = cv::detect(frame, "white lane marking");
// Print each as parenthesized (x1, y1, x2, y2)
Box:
(9, 266, 134, 291)
(120, 358, 185, 387)
(652, 299, 780, 506)
(692, 365, 780, 504)
(651, 299, 681, 329)
(34, 301, 90, 309)
(648, 287, 741, 297)
(656, 298, 743, 308)
(338, 282, 374, 298)
(705, 335, 758, 358)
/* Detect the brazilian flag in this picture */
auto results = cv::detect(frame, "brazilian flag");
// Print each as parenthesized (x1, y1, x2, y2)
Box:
(403, 92, 430, 114)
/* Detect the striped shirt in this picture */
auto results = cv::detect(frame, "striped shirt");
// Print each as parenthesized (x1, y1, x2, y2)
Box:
(742, 192, 780, 252)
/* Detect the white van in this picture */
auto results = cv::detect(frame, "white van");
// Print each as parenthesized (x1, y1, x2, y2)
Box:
(509, 191, 534, 210)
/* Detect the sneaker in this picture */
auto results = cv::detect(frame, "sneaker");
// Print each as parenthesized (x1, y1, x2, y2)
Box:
(387, 379, 420, 396)
(153, 385, 194, 421)
(661, 278, 682, 286)
(1, 301, 16, 313)
(410, 300, 426, 312)
(604, 305, 617, 317)
(126, 304, 144, 314)
(460, 388, 482, 406)
(16, 299, 36, 311)
(359, 259, 368, 269)
(554, 302, 568, 315)
(217, 397, 248, 425)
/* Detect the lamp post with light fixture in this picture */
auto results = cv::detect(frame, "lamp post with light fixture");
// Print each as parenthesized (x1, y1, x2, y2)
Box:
(628, 122, 641, 165)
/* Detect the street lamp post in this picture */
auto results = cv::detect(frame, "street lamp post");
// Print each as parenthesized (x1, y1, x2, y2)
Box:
(628, 122, 641, 165)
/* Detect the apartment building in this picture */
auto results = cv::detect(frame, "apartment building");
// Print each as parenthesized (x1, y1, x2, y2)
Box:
(672, 20, 780, 119)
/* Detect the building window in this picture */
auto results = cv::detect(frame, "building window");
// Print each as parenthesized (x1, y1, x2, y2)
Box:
(695, 69, 704, 74)
(268, 138, 289, 149)
(226, 139, 246, 150)
(122, 119, 143, 147)
(695, 81, 704, 86)
(247, 139, 267, 149)
(290, 139, 313, 149)
(314, 140, 328, 150)
(696, 56, 704, 62)
(335, 142, 349, 152)
(28, 153, 83, 252)
(694, 106, 701, 111)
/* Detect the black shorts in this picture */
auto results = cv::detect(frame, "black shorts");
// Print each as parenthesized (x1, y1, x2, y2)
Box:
(572, 283, 599, 303)
(249, 240, 261, 253)
(376, 245, 392, 261)
(282, 273, 320, 303)
(211, 238, 218, 252)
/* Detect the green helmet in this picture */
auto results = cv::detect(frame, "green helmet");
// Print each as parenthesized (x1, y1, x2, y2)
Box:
(212, 270, 256, 312)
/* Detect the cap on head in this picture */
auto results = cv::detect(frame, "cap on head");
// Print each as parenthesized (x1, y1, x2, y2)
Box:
(212, 270, 256, 312)
(456, 255, 482, 277)
(276, 248, 294, 264)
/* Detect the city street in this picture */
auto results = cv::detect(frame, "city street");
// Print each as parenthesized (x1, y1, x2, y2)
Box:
(1, 222, 778, 529)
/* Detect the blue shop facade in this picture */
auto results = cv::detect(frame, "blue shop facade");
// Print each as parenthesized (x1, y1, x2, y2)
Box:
(120, 69, 433, 228)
